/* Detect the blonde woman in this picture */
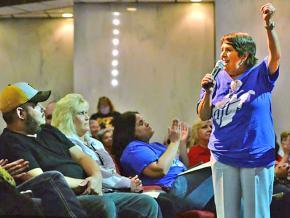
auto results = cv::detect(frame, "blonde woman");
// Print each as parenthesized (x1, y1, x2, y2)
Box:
(188, 120, 212, 167)
(51, 93, 160, 218)
(52, 94, 142, 192)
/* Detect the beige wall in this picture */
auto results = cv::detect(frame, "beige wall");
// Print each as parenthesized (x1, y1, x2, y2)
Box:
(215, 0, 290, 141)
(0, 18, 74, 130)
(74, 3, 215, 141)
(1, 0, 289, 140)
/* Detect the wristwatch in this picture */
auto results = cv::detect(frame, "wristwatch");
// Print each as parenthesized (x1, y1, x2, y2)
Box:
(265, 21, 275, 30)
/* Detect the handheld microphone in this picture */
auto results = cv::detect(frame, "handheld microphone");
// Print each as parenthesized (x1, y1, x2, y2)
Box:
(203, 60, 224, 90)
(211, 60, 224, 79)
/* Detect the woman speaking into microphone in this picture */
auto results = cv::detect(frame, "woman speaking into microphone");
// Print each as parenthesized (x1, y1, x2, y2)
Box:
(197, 3, 281, 218)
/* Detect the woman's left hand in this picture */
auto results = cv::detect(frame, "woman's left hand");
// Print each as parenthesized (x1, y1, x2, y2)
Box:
(130, 175, 143, 192)
(261, 3, 275, 22)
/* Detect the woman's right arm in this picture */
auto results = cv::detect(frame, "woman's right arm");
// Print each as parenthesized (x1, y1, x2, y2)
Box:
(198, 90, 213, 120)
(142, 124, 181, 178)
(197, 73, 215, 120)
(143, 141, 180, 178)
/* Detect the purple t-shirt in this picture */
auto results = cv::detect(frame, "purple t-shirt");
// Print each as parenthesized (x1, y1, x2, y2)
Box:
(198, 58, 279, 168)
(120, 140, 187, 187)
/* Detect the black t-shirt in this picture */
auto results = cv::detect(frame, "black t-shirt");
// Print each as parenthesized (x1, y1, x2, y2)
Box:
(0, 124, 87, 181)
(90, 111, 120, 129)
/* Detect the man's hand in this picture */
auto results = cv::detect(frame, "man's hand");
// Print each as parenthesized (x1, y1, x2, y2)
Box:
(0, 159, 29, 179)
(0, 159, 8, 166)
(130, 175, 143, 192)
(79, 176, 103, 196)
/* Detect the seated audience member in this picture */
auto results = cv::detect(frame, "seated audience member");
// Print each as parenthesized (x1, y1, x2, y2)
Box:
(0, 82, 159, 218)
(187, 120, 212, 167)
(90, 96, 120, 129)
(44, 101, 56, 125)
(271, 131, 290, 218)
(52, 94, 176, 218)
(274, 131, 290, 179)
(89, 118, 101, 139)
(0, 158, 87, 217)
(52, 94, 142, 193)
(277, 131, 290, 162)
(97, 128, 121, 173)
(112, 112, 215, 213)
(97, 128, 114, 155)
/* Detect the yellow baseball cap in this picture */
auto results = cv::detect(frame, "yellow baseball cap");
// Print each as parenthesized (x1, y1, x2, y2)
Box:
(0, 82, 51, 113)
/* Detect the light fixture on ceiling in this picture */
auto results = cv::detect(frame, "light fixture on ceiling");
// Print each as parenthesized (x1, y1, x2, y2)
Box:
(127, 8, 137, 12)
(112, 12, 120, 16)
(62, 13, 73, 18)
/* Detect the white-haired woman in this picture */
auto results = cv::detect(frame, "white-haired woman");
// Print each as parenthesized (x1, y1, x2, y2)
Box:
(51, 93, 142, 192)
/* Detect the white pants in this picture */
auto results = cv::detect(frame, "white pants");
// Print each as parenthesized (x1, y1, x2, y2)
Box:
(211, 157, 274, 218)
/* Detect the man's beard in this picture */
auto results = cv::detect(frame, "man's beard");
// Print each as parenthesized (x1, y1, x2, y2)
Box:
(24, 113, 42, 135)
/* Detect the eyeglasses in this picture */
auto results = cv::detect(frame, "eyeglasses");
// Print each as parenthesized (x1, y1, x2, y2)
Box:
(75, 111, 88, 116)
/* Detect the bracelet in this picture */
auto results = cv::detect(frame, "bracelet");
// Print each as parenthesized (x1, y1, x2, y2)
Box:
(265, 21, 275, 30)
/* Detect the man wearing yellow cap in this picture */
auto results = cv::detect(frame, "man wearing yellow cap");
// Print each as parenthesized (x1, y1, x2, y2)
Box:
(0, 82, 88, 217)
(0, 82, 160, 218)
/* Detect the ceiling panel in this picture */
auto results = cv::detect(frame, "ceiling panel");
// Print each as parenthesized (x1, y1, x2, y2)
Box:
(138, 0, 174, 2)
(13, 2, 53, 11)
(43, 0, 73, 7)
(14, 12, 48, 18)
(47, 7, 73, 14)
(0, 0, 73, 17)
(0, 6, 26, 15)
(0, 0, 213, 18)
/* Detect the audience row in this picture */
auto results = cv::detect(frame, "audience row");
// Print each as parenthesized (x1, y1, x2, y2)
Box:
(0, 82, 289, 217)
(0, 82, 215, 218)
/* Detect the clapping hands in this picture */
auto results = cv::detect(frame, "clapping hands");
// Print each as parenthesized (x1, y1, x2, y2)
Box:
(167, 119, 189, 145)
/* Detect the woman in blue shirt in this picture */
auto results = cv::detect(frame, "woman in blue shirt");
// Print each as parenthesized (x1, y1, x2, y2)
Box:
(198, 3, 281, 218)
(112, 112, 215, 213)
